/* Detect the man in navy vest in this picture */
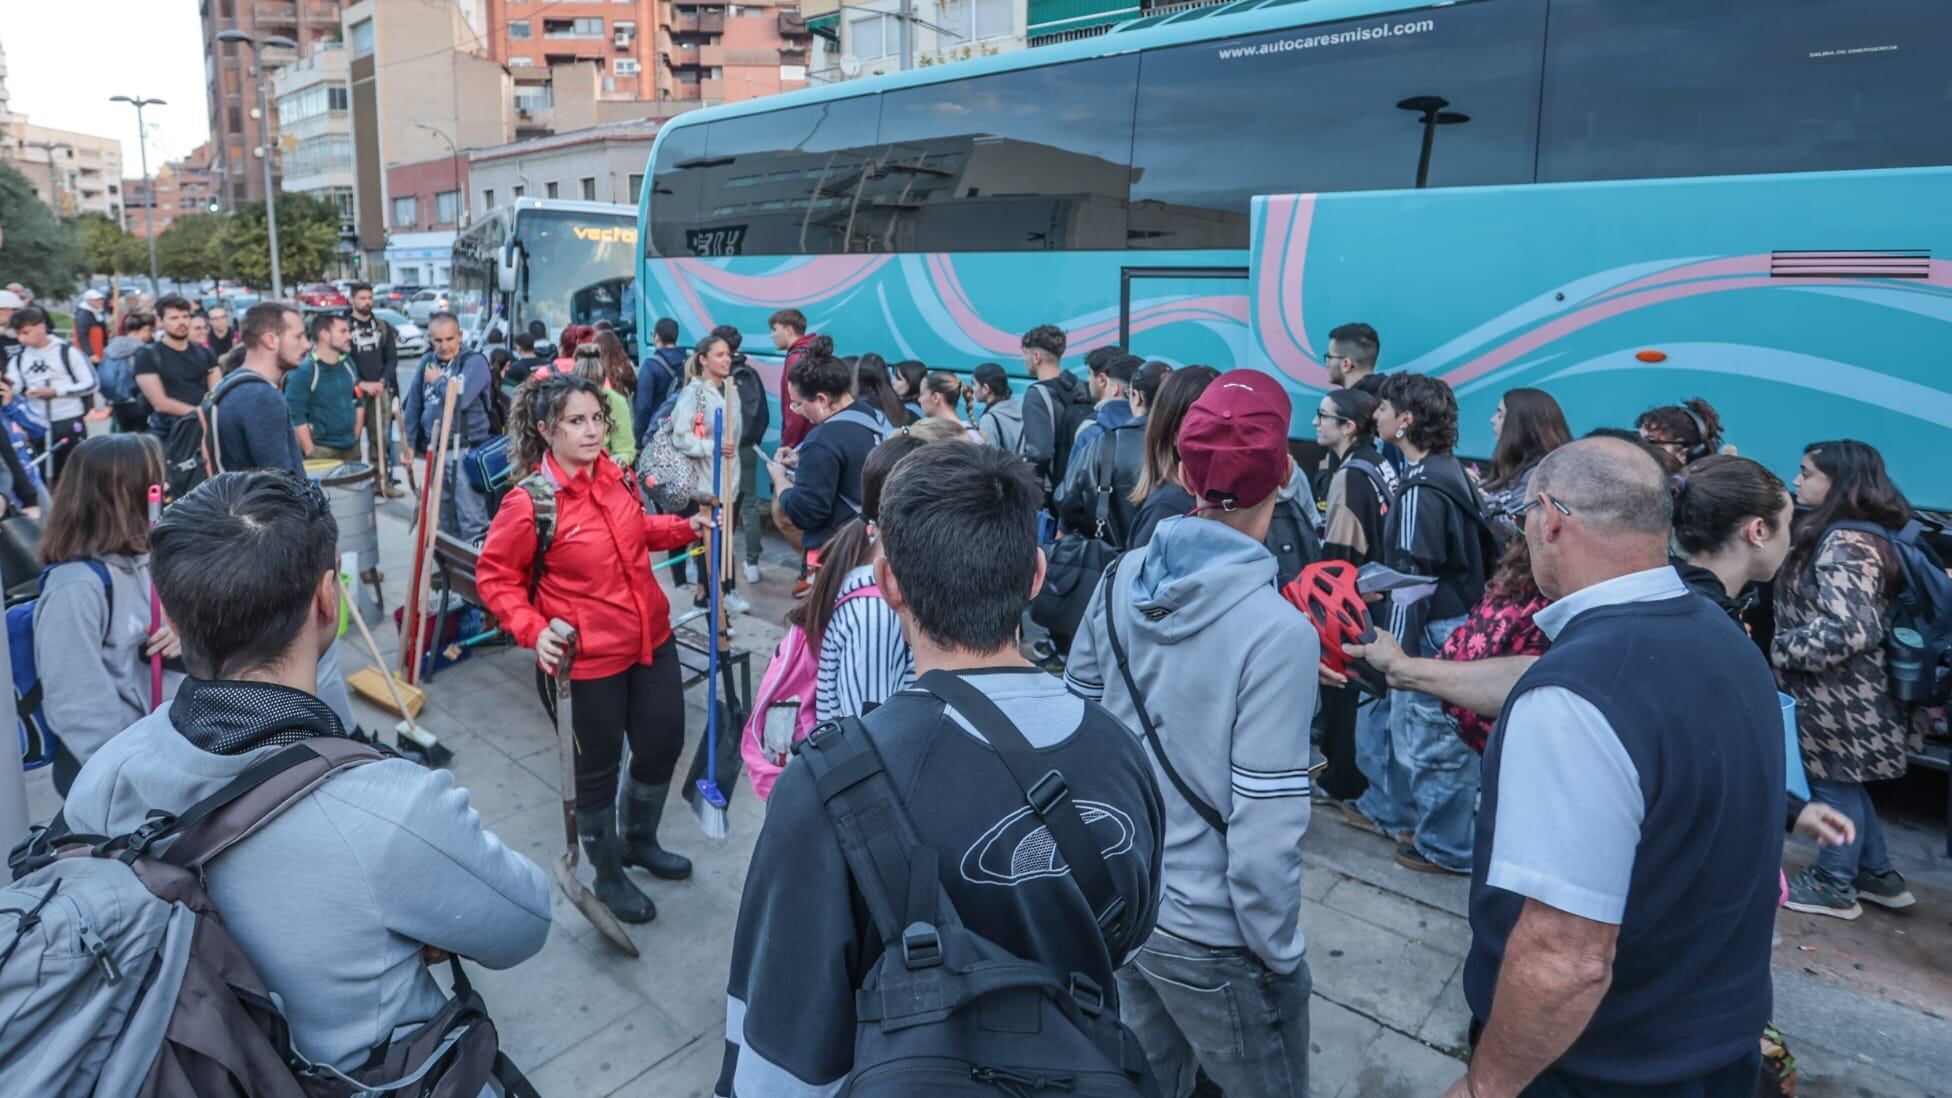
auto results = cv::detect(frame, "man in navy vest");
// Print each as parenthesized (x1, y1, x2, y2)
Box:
(1447, 437, 1785, 1098)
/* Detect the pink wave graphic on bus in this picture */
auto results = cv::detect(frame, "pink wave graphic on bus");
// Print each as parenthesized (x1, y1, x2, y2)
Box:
(668, 255, 892, 306)
(1253, 194, 1332, 388)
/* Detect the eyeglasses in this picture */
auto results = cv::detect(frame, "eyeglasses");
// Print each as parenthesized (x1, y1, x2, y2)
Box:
(1312, 410, 1351, 425)
(1639, 433, 1686, 452)
(1511, 493, 1574, 531)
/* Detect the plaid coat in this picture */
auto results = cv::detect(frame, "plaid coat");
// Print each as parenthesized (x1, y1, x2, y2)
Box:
(1771, 528, 1910, 782)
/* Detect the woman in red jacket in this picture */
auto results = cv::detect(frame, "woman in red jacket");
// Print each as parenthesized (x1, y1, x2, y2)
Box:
(478, 372, 710, 924)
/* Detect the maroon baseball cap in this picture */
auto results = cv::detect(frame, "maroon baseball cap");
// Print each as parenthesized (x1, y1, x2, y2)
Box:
(1178, 370, 1291, 510)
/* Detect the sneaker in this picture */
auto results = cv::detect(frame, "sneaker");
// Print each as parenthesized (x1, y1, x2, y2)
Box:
(1851, 868, 1916, 910)
(693, 587, 709, 610)
(744, 562, 761, 585)
(1326, 801, 1411, 844)
(723, 590, 752, 616)
(1394, 843, 1469, 876)
(791, 575, 812, 600)
(1784, 869, 1862, 920)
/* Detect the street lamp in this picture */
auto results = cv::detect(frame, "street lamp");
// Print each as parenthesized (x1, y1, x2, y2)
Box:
(216, 29, 298, 299)
(1396, 96, 1471, 190)
(24, 140, 72, 217)
(413, 122, 466, 227)
(110, 95, 166, 287)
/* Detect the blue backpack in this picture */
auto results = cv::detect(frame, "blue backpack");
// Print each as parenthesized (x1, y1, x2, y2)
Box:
(99, 347, 141, 405)
(8, 560, 112, 769)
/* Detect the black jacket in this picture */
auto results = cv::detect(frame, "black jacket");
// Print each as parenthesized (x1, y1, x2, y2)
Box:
(777, 405, 885, 549)
(1054, 418, 1145, 548)
(731, 356, 768, 446)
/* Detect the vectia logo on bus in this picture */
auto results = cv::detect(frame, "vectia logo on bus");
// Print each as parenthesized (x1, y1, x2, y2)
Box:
(572, 225, 639, 244)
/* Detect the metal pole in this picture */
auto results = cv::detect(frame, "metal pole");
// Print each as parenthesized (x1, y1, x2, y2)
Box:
(253, 44, 285, 300)
(135, 103, 160, 286)
(0, 603, 29, 852)
(899, 0, 913, 70)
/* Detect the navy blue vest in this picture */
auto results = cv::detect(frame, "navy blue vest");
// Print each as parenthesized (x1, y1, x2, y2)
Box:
(1465, 591, 1785, 1085)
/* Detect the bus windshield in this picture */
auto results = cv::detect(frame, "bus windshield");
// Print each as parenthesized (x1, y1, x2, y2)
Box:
(517, 208, 637, 335)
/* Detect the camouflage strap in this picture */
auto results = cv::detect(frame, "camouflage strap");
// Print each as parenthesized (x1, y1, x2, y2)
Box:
(518, 471, 557, 602)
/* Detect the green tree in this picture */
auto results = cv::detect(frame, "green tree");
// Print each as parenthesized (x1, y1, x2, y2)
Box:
(0, 162, 82, 296)
(155, 213, 226, 283)
(212, 192, 341, 286)
(70, 213, 147, 279)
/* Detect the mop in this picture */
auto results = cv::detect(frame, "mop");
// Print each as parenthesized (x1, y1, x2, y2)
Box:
(690, 407, 730, 840)
(545, 619, 641, 956)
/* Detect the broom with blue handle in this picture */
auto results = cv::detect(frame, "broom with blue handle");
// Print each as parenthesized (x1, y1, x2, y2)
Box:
(691, 407, 731, 839)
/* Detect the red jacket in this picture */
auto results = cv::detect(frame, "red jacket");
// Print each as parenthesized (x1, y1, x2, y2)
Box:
(477, 452, 700, 680)
(778, 333, 817, 449)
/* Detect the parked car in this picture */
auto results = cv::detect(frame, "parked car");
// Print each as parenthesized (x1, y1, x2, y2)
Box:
(405, 287, 452, 325)
(297, 283, 349, 309)
(378, 283, 420, 310)
(375, 307, 426, 356)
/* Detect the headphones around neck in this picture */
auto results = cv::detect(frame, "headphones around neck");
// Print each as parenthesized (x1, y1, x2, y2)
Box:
(1680, 406, 1712, 462)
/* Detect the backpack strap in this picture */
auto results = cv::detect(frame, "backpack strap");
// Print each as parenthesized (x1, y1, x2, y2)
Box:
(916, 669, 1130, 944)
(114, 737, 382, 869)
(1101, 554, 1229, 835)
(792, 716, 948, 955)
(517, 471, 557, 602)
(1340, 458, 1394, 511)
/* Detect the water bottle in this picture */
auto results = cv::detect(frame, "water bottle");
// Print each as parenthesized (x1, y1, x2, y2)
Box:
(1886, 626, 1930, 703)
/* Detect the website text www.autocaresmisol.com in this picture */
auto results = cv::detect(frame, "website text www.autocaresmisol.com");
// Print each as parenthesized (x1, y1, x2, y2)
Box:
(1218, 17, 1437, 59)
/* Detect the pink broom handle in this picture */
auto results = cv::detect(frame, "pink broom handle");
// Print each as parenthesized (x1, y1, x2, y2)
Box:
(148, 484, 164, 710)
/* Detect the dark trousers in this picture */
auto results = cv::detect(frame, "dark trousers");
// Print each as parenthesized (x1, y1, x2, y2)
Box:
(1314, 685, 1370, 803)
(1469, 1022, 1762, 1097)
(35, 417, 86, 484)
(536, 639, 686, 815)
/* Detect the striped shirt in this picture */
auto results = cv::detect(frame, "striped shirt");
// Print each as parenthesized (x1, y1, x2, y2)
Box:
(814, 565, 914, 724)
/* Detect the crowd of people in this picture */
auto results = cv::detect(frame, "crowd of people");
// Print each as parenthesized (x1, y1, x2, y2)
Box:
(2, 282, 1939, 1098)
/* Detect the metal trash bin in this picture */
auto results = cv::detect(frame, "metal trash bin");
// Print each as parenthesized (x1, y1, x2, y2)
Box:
(317, 461, 379, 576)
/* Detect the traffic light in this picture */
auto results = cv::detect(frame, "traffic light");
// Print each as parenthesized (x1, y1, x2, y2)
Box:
(208, 197, 221, 213)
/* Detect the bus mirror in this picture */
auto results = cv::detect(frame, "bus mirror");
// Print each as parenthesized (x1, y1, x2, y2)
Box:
(497, 241, 520, 294)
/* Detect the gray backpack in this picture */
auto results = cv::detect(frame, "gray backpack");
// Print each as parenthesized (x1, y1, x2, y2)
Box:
(0, 737, 539, 1098)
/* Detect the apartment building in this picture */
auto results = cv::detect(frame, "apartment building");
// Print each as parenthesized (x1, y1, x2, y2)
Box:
(342, 0, 513, 277)
(2, 119, 125, 222)
(484, 0, 809, 112)
(125, 146, 220, 237)
(801, 0, 1020, 83)
(271, 41, 355, 231)
(469, 119, 667, 216)
(201, 0, 346, 209)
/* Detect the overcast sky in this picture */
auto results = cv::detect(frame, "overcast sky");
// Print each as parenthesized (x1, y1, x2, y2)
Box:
(6, 1, 213, 168)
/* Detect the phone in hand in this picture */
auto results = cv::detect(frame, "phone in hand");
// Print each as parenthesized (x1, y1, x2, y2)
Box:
(1356, 562, 1438, 595)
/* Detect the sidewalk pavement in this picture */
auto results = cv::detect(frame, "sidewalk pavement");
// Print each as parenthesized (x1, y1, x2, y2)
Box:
(24, 501, 1950, 1097)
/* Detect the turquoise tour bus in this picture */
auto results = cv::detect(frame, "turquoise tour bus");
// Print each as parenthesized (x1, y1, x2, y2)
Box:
(635, 0, 1952, 505)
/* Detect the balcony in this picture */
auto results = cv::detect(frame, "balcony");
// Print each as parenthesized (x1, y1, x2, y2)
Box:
(253, 1, 298, 27)
(666, 11, 726, 35)
(779, 10, 809, 38)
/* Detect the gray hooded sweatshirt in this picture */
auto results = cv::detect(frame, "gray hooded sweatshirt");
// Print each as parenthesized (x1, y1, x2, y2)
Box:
(34, 554, 183, 765)
(1065, 514, 1319, 974)
(61, 706, 552, 1071)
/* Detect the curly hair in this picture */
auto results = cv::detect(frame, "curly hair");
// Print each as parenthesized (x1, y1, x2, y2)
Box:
(1380, 373, 1459, 455)
(506, 373, 611, 478)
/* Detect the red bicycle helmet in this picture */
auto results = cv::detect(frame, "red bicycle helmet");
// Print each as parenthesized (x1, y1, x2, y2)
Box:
(1283, 561, 1387, 695)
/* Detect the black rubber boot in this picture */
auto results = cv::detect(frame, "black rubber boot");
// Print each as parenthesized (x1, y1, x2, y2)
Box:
(619, 778, 693, 880)
(577, 809, 656, 923)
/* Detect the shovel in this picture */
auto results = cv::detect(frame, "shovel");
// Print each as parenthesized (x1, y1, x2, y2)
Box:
(545, 619, 640, 957)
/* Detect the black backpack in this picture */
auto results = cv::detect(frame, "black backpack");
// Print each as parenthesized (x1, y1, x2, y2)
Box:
(1402, 474, 1504, 604)
(1032, 376, 1096, 485)
(791, 671, 1159, 1097)
(162, 370, 260, 501)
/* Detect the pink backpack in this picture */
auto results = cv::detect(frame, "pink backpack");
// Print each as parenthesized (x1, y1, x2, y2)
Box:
(742, 584, 880, 800)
